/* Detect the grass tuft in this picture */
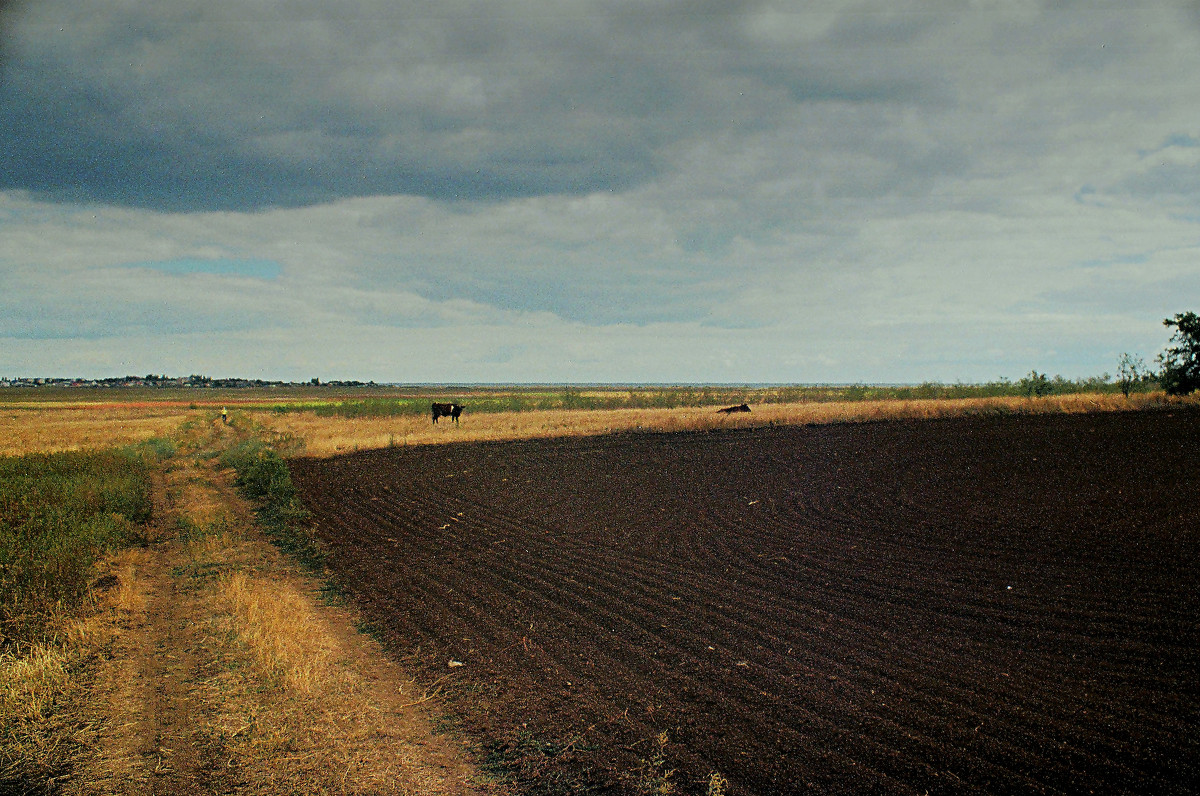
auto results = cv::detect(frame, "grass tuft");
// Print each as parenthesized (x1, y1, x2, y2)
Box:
(706, 771, 729, 796)
(0, 641, 77, 787)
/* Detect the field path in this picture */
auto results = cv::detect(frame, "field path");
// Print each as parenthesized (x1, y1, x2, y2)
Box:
(67, 432, 498, 795)
(137, 546, 211, 792)
(71, 471, 237, 794)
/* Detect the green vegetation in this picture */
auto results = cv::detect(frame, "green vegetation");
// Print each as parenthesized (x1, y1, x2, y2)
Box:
(1017, 371, 1053, 398)
(0, 443, 164, 649)
(1158, 311, 1200, 396)
(629, 731, 677, 796)
(219, 434, 322, 571)
(1117, 353, 1150, 398)
(480, 729, 603, 794)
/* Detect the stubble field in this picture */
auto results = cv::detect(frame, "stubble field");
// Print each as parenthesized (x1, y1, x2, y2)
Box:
(290, 409, 1199, 795)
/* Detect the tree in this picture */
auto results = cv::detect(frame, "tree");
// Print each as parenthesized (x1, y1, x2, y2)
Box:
(1158, 311, 1200, 396)
(1019, 370, 1052, 398)
(1116, 352, 1146, 397)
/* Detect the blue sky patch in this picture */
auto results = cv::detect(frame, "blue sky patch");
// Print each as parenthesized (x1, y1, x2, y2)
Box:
(130, 258, 283, 280)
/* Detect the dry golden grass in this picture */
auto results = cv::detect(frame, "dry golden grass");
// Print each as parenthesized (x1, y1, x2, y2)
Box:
(198, 533, 488, 795)
(161, 445, 488, 794)
(102, 552, 149, 616)
(217, 570, 348, 695)
(0, 405, 200, 456)
(259, 391, 1190, 458)
(0, 643, 75, 778)
(0, 582, 135, 787)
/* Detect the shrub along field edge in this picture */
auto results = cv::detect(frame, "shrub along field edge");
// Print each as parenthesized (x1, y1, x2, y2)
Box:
(218, 432, 323, 573)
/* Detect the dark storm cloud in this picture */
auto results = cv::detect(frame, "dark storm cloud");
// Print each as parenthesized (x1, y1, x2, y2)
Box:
(0, 0, 946, 212)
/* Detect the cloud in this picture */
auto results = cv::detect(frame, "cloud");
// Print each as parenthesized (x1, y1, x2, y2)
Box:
(0, 1, 676, 209)
(0, 264, 293, 339)
(0, 0, 1004, 213)
(2, 2, 1200, 382)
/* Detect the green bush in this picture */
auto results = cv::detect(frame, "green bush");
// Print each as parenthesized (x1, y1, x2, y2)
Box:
(1018, 371, 1053, 398)
(1159, 311, 1200, 396)
(221, 439, 322, 570)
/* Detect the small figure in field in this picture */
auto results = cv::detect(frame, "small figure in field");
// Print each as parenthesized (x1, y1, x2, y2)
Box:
(431, 402, 465, 424)
(221, 407, 229, 424)
(717, 403, 751, 414)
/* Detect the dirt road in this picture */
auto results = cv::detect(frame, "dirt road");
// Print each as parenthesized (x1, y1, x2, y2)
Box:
(65, 447, 495, 795)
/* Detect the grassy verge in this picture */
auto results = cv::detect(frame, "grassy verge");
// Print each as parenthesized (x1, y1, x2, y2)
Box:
(0, 441, 167, 789)
(216, 430, 322, 572)
(172, 418, 483, 793)
(0, 442, 167, 649)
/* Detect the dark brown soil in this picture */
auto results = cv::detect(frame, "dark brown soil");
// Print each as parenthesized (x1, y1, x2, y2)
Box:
(289, 409, 1200, 796)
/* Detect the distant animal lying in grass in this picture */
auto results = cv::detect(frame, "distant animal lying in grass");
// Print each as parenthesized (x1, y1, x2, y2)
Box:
(717, 403, 751, 414)
(431, 402, 465, 424)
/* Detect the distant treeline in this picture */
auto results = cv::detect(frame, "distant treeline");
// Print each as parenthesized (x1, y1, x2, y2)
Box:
(265, 374, 1158, 419)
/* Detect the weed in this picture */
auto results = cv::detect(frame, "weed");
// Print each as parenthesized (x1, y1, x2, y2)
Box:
(317, 580, 347, 607)
(175, 515, 203, 542)
(480, 728, 603, 794)
(706, 771, 729, 796)
(352, 617, 385, 644)
(176, 513, 237, 545)
(628, 731, 677, 796)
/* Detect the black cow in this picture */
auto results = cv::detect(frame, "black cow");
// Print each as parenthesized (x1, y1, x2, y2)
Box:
(717, 403, 751, 414)
(431, 402, 465, 424)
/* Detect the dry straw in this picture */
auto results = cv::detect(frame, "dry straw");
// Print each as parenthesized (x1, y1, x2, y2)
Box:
(0, 405, 200, 456)
(264, 392, 1189, 459)
(217, 570, 347, 695)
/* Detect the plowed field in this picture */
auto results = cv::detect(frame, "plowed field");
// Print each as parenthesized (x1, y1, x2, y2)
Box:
(289, 409, 1199, 795)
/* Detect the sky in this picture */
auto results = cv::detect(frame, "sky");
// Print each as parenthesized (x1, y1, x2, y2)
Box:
(2, 1, 1198, 384)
